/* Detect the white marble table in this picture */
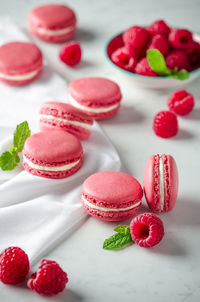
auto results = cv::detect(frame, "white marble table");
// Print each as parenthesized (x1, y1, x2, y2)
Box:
(0, 0, 200, 301)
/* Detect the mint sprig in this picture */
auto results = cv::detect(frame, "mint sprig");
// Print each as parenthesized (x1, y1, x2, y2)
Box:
(0, 121, 31, 171)
(103, 225, 133, 250)
(147, 49, 189, 81)
(13, 121, 31, 152)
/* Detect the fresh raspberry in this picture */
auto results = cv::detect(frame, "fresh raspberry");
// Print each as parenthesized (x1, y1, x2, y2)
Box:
(153, 110, 178, 138)
(28, 259, 68, 296)
(0, 247, 29, 284)
(111, 47, 136, 71)
(186, 41, 200, 68)
(147, 20, 170, 37)
(123, 26, 149, 49)
(148, 34, 170, 56)
(59, 41, 81, 67)
(130, 213, 164, 247)
(165, 50, 190, 71)
(169, 29, 193, 50)
(126, 45, 146, 60)
(134, 57, 158, 77)
(168, 90, 195, 115)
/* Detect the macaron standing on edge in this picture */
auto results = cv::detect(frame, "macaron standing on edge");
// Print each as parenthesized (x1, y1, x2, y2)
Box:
(23, 131, 83, 179)
(39, 102, 93, 140)
(29, 4, 77, 43)
(0, 42, 43, 86)
(143, 154, 178, 212)
(81, 171, 143, 221)
(68, 77, 122, 120)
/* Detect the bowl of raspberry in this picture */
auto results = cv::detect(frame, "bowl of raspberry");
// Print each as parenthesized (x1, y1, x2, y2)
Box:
(105, 20, 200, 88)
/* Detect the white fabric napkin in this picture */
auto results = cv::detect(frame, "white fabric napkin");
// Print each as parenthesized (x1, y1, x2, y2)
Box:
(0, 19, 121, 265)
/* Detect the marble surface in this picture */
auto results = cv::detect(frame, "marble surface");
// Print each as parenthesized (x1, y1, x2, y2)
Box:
(0, 0, 200, 301)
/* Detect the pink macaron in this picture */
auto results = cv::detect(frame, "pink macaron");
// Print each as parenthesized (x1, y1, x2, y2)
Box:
(68, 77, 122, 120)
(39, 102, 93, 140)
(23, 130, 83, 179)
(0, 42, 43, 86)
(143, 154, 178, 212)
(29, 4, 77, 43)
(81, 171, 143, 221)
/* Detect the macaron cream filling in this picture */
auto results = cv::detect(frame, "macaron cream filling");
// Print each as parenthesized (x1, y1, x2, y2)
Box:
(82, 194, 141, 212)
(0, 69, 40, 81)
(159, 156, 165, 211)
(40, 114, 91, 130)
(68, 94, 119, 113)
(37, 26, 75, 36)
(23, 155, 80, 172)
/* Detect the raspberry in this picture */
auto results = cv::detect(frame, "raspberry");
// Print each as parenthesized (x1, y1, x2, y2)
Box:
(147, 20, 170, 37)
(148, 34, 170, 56)
(169, 29, 193, 50)
(186, 41, 200, 68)
(28, 259, 68, 296)
(153, 110, 178, 138)
(168, 90, 194, 115)
(126, 45, 146, 60)
(59, 41, 81, 67)
(123, 26, 149, 49)
(130, 213, 164, 247)
(0, 247, 29, 284)
(165, 50, 190, 71)
(134, 57, 158, 77)
(111, 47, 136, 71)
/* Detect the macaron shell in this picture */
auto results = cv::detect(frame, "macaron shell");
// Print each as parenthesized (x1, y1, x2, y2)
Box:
(82, 104, 120, 120)
(29, 4, 76, 29)
(0, 69, 42, 86)
(162, 154, 178, 211)
(23, 155, 83, 179)
(68, 77, 122, 107)
(143, 155, 160, 212)
(82, 171, 143, 205)
(40, 102, 93, 124)
(23, 130, 83, 164)
(81, 199, 141, 221)
(0, 42, 43, 74)
(40, 122, 90, 140)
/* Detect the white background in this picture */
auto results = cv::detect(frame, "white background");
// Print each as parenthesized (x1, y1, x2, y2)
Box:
(0, 0, 200, 301)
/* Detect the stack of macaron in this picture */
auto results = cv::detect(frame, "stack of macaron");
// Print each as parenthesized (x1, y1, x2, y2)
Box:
(22, 76, 122, 179)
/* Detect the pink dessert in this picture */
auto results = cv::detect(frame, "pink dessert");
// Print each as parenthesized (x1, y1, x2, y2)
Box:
(23, 131, 83, 179)
(143, 154, 178, 212)
(68, 77, 122, 120)
(39, 102, 93, 140)
(0, 42, 43, 86)
(81, 171, 143, 221)
(29, 4, 77, 43)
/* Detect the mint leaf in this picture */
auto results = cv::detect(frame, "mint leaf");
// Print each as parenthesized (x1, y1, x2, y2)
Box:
(0, 121, 31, 171)
(147, 49, 171, 76)
(103, 232, 133, 250)
(9, 146, 18, 154)
(0, 151, 20, 171)
(147, 49, 190, 81)
(170, 69, 189, 80)
(114, 225, 130, 235)
(13, 121, 31, 152)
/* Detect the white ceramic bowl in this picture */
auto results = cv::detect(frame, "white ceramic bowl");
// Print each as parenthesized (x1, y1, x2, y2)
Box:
(105, 32, 200, 89)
